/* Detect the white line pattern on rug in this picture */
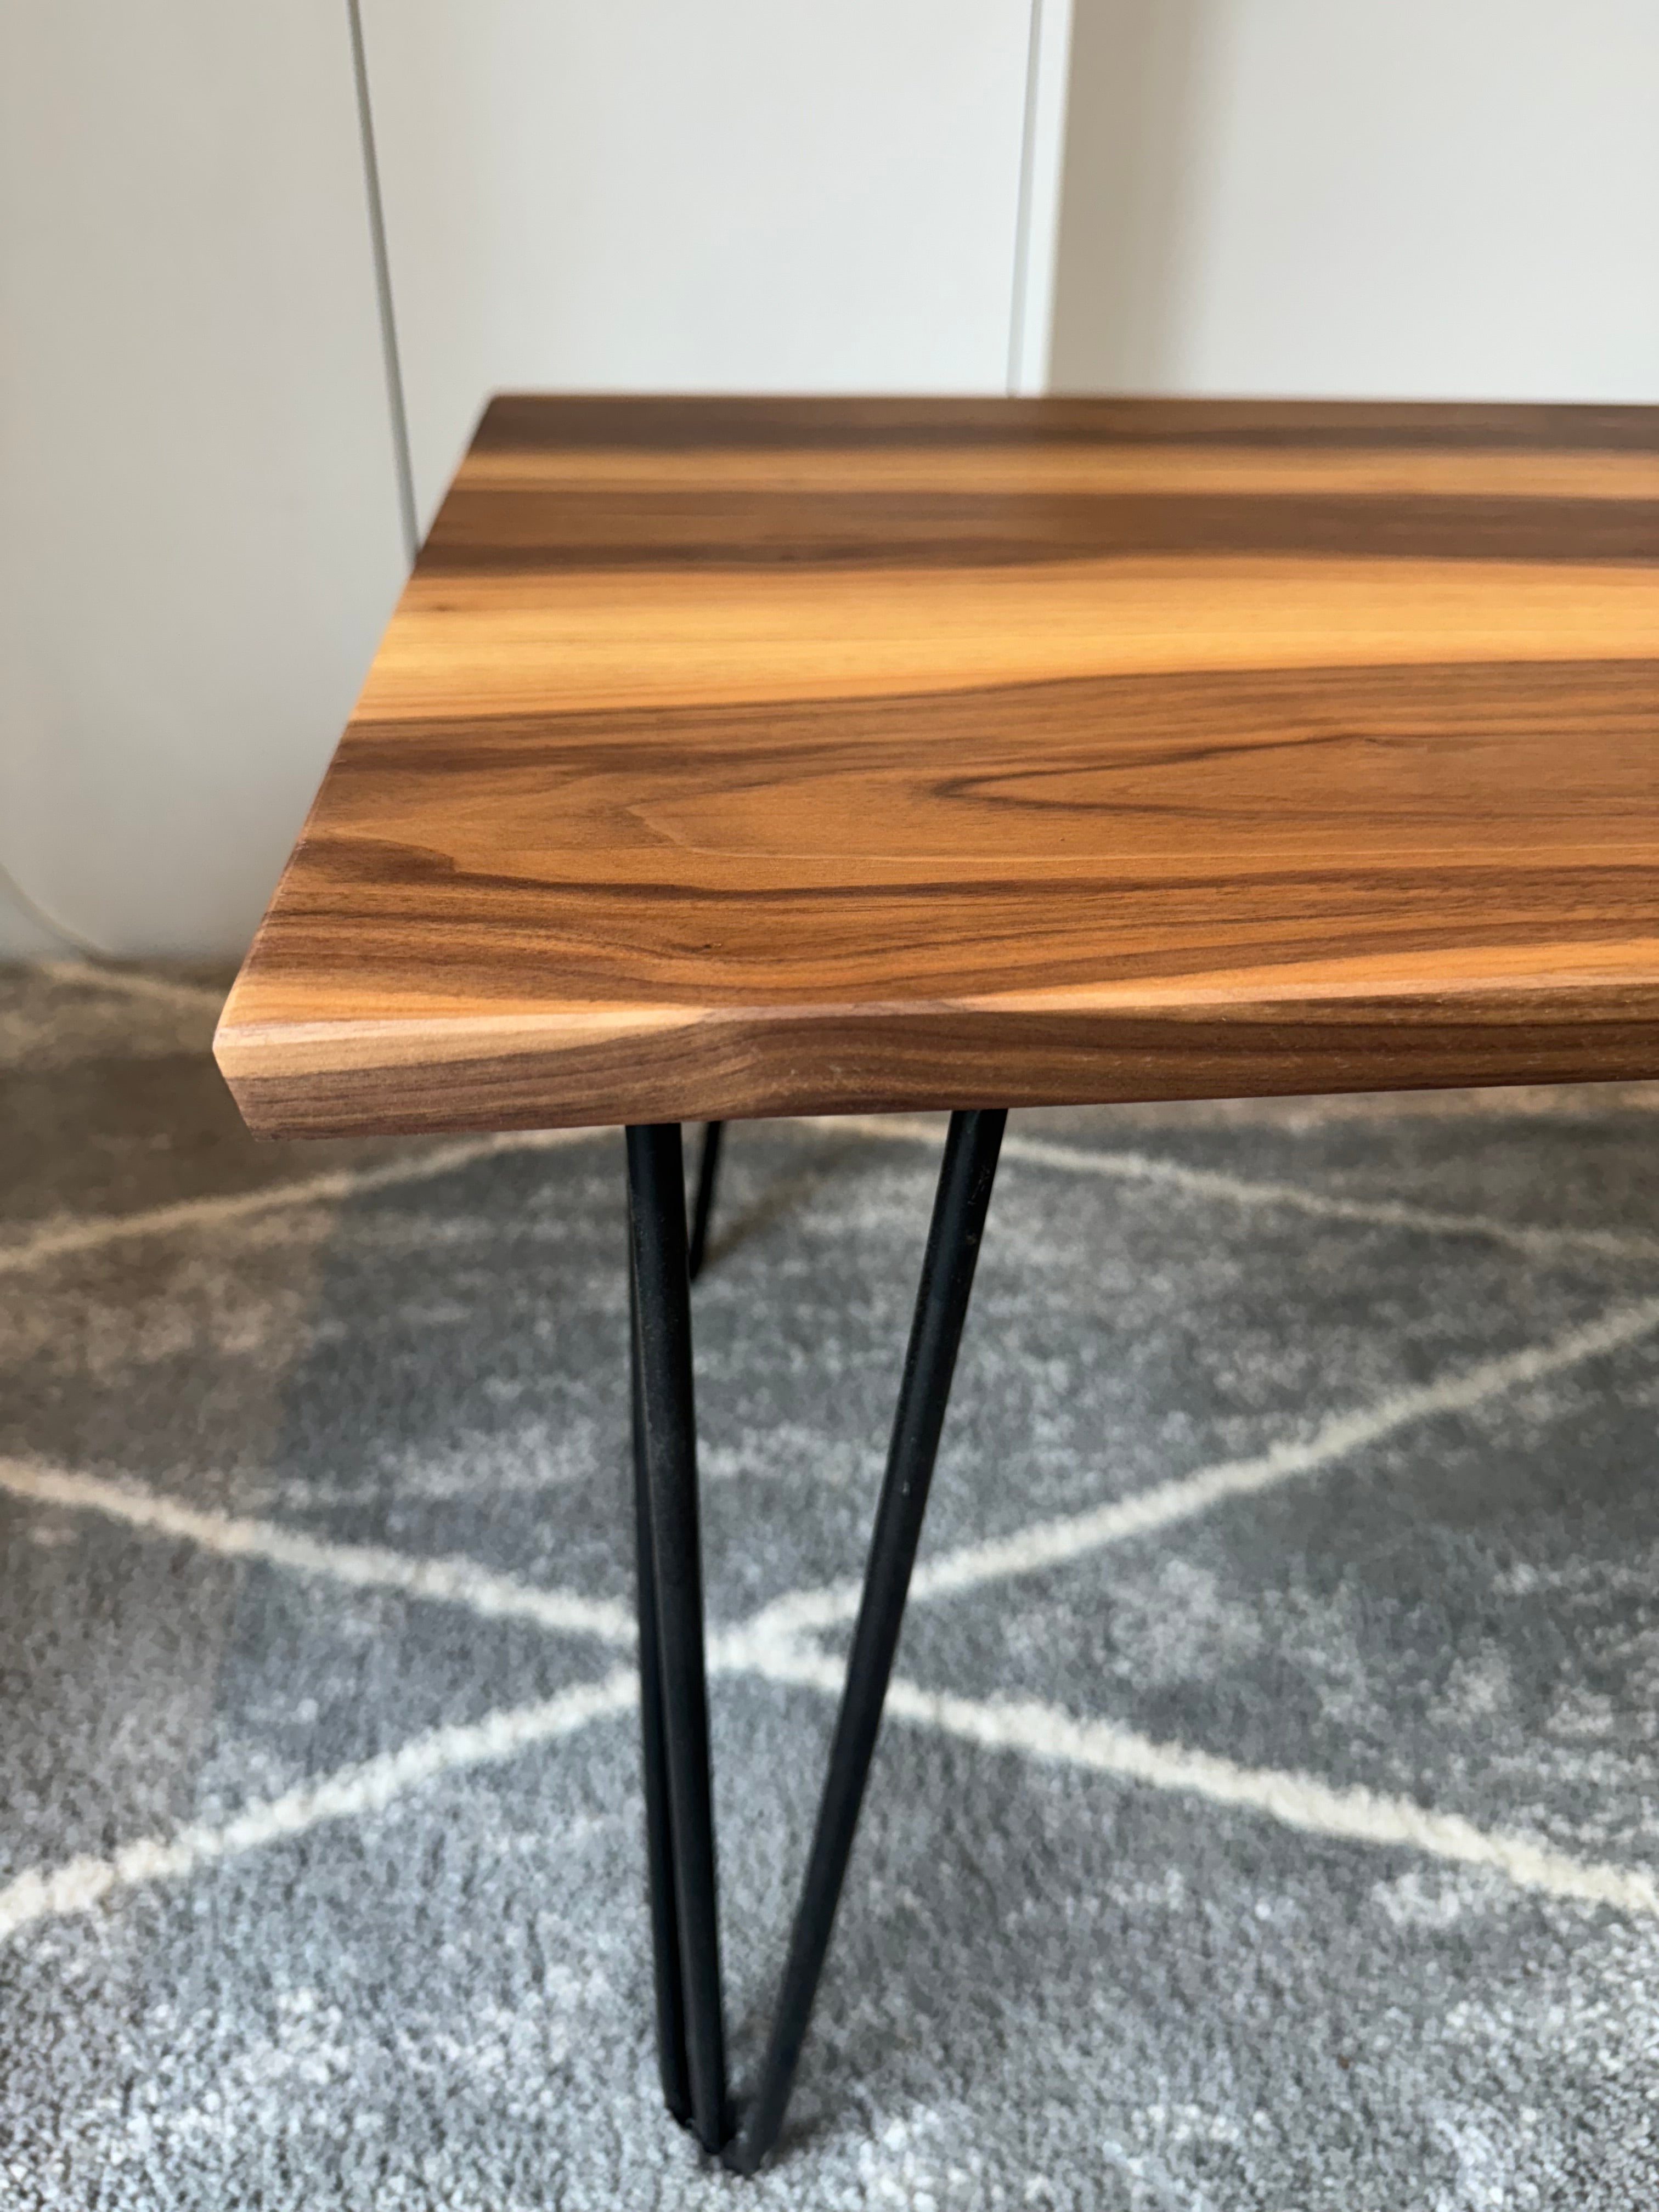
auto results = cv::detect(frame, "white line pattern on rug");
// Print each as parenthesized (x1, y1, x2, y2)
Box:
(819, 1116, 1659, 1268)
(738, 1643, 1659, 1921)
(0, 1669, 638, 1941)
(9, 1618, 1659, 1942)
(748, 1288, 1659, 1639)
(0, 1458, 637, 1649)
(38, 962, 229, 1015)
(12, 1285, 1656, 1661)
(8, 1107, 1656, 1283)
(0, 1125, 607, 1277)
(11, 1273, 1659, 1940)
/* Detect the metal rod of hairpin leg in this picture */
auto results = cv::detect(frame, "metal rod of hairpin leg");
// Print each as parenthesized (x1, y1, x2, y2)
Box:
(726, 1107, 1006, 2172)
(626, 1122, 730, 2153)
(687, 1121, 725, 1283)
(629, 1259, 691, 2124)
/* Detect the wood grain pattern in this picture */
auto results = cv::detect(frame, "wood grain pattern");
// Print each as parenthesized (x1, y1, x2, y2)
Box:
(215, 397, 1659, 1137)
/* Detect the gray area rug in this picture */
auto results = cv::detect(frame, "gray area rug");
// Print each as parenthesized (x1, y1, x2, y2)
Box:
(5, 962, 1659, 2209)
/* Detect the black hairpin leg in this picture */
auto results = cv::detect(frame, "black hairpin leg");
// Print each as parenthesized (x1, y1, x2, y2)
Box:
(725, 1107, 1005, 2169)
(627, 1109, 1005, 2171)
(629, 1264, 690, 2124)
(687, 1121, 724, 1282)
(627, 1124, 730, 2152)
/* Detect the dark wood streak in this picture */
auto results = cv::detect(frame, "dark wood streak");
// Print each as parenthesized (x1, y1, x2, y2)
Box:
(421, 492, 1659, 572)
(473, 393, 1659, 455)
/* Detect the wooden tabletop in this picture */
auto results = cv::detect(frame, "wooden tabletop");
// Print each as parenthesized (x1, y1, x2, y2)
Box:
(215, 396, 1659, 1138)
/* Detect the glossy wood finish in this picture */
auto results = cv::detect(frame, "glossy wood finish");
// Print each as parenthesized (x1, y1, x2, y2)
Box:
(216, 397, 1659, 1137)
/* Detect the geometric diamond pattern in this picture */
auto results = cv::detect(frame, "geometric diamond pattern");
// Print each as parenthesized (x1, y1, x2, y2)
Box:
(5, 961, 1659, 2206)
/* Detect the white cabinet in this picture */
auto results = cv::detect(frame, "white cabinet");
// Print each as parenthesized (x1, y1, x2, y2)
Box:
(0, 0, 408, 957)
(359, 0, 1042, 528)
(1052, 0, 1659, 400)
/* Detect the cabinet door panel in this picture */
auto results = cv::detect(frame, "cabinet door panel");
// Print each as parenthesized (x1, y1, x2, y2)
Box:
(0, 0, 407, 955)
(362, 0, 1035, 527)
(1052, 0, 1659, 400)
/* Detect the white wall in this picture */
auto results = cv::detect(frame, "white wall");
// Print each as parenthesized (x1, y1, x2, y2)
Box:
(0, 1, 409, 960)
(1051, 0, 1659, 399)
(360, 0, 1039, 531)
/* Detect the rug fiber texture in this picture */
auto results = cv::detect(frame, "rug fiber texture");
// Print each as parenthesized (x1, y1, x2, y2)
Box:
(5, 962, 1659, 2208)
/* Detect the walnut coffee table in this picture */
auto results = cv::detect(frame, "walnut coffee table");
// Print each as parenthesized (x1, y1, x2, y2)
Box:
(216, 396, 1659, 2170)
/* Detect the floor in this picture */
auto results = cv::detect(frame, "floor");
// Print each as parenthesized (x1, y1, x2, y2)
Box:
(5, 960, 1659, 2208)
